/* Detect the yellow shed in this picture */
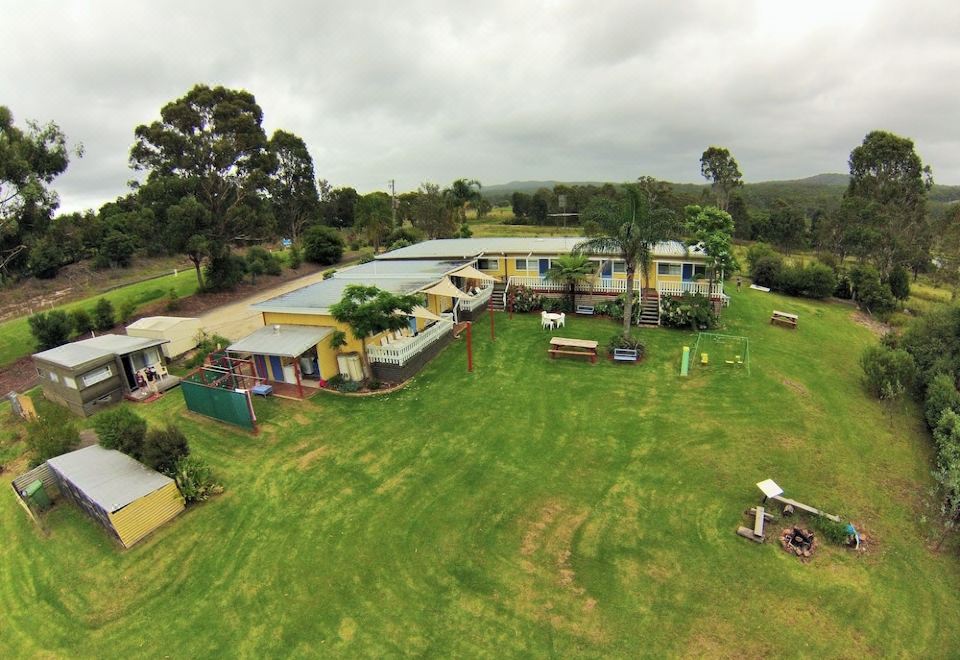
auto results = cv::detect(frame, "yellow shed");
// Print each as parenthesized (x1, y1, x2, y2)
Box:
(46, 445, 185, 548)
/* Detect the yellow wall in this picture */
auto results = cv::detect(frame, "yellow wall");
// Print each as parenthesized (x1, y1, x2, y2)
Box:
(108, 481, 185, 548)
(478, 253, 708, 289)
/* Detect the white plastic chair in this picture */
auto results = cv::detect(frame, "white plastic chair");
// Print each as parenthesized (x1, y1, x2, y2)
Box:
(556, 312, 566, 328)
(541, 311, 554, 330)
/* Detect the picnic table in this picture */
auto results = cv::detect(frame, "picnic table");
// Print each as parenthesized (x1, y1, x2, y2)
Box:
(548, 337, 598, 363)
(770, 310, 798, 329)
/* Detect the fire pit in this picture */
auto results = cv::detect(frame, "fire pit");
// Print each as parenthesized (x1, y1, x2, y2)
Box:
(781, 527, 815, 558)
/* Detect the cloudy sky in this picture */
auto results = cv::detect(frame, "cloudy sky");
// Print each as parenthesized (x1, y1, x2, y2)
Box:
(4, 0, 959, 213)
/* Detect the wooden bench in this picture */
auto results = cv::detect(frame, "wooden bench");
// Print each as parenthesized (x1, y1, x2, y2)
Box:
(576, 304, 595, 315)
(548, 337, 599, 364)
(613, 348, 638, 362)
(770, 310, 798, 329)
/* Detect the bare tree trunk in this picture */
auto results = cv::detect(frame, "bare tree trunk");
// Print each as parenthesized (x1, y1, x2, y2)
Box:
(623, 269, 635, 336)
(192, 258, 205, 290)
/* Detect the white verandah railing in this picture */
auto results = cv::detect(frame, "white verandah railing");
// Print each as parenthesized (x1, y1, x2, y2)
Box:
(656, 281, 724, 297)
(366, 319, 453, 366)
(508, 275, 725, 298)
(458, 284, 494, 311)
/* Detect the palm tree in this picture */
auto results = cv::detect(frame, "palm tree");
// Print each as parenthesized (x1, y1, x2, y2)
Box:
(576, 186, 680, 335)
(545, 254, 595, 311)
(446, 178, 482, 224)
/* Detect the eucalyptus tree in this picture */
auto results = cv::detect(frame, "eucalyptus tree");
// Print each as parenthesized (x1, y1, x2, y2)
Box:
(700, 146, 743, 212)
(268, 129, 318, 245)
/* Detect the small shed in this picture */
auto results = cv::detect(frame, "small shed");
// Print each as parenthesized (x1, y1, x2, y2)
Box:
(45, 445, 185, 548)
(126, 316, 202, 358)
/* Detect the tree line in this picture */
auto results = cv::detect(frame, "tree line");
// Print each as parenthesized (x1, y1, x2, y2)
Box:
(0, 85, 493, 290)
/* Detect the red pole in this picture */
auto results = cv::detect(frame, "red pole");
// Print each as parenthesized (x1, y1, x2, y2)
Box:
(466, 322, 473, 372)
(489, 305, 495, 341)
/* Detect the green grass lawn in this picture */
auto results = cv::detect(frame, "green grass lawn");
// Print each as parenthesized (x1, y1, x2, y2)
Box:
(2, 289, 959, 656)
(0, 271, 199, 369)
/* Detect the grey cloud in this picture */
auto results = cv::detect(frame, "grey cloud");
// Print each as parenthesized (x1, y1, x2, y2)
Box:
(2, 0, 957, 213)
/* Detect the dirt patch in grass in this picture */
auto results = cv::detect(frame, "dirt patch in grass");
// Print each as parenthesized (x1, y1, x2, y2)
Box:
(782, 378, 809, 396)
(851, 310, 892, 337)
(375, 467, 412, 495)
(297, 446, 329, 469)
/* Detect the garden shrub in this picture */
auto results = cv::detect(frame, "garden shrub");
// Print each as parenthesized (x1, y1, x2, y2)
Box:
(888, 265, 911, 301)
(803, 263, 837, 299)
(184, 332, 233, 369)
(834, 273, 853, 299)
(541, 297, 571, 313)
(860, 344, 916, 399)
(141, 424, 190, 476)
(246, 246, 282, 279)
(26, 415, 80, 467)
(117, 299, 137, 324)
(660, 293, 716, 330)
(607, 333, 646, 358)
(203, 250, 247, 292)
(858, 277, 896, 316)
(358, 250, 375, 264)
(812, 516, 851, 545)
(93, 408, 147, 459)
(164, 288, 180, 312)
(367, 379, 382, 391)
(288, 242, 303, 269)
(746, 242, 779, 275)
(173, 456, 223, 504)
(925, 373, 960, 429)
(303, 226, 345, 265)
(594, 299, 623, 320)
(28, 311, 72, 351)
(509, 285, 542, 313)
(70, 308, 93, 337)
(750, 255, 783, 288)
(327, 374, 360, 393)
(349, 240, 361, 251)
(386, 227, 423, 246)
(776, 265, 807, 296)
(388, 239, 412, 251)
(93, 298, 115, 331)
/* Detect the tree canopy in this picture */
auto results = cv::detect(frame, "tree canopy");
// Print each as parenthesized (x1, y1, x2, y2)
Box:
(267, 129, 318, 244)
(700, 146, 742, 212)
(329, 284, 421, 374)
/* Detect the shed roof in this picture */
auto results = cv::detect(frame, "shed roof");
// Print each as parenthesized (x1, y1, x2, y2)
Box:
(33, 334, 169, 369)
(126, 316, 199, 331)
(227, 324, 334, 357)
(375, 237, 703, 260)
(46, 445, 175, 513)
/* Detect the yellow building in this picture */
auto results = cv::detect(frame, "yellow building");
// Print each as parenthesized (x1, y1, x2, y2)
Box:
(227, 237, 717, 388)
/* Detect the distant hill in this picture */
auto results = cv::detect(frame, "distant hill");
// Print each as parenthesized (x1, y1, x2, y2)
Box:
(484, 174, 960, 210)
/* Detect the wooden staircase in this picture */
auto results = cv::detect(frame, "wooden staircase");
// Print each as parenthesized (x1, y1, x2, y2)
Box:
(490, 281, 508, 311)
(638, 290, 660, 326)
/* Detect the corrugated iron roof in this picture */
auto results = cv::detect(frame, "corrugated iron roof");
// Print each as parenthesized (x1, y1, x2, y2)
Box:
(227, 324, 334, 357)
(252, 259, 469, 314)
(375, 237, 701, 259)
(46, 445, 175, 513)
(34, 334, 169, 368)
(126, 316, 199, 331)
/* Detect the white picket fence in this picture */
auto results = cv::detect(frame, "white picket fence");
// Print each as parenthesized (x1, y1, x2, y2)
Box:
(459, 284, 494, 311)
(366, 320, 453, 366)
(657, 281, 724, 297)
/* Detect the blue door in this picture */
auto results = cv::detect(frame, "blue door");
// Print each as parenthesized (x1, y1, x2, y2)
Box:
(682, 264, 694, 282)
(254, 354, 268, 380)
(408, 316, 418, 335)
(269, 355, 285, 382)
(539, 258, 550, 279)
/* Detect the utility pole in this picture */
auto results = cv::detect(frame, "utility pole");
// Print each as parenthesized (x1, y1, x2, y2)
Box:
(388, 179, 397, 227)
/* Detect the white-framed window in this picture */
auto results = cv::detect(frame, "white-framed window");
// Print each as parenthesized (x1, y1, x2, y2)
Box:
(693, 264, 707, 279)
(657, 263, 682, 276)
(514, 258, 537, 271)
(477, 258, 499, 271)
(63, 376, 77, 390)
(48, 371, 59, 383)
(612, 260, 627, 275)
(80, 364, 112, 388)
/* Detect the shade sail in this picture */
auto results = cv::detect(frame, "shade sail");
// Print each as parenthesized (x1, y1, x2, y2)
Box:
(421, 276, 475, 299)
(449, 264, 496, 281)
(393, 305, 445, 322)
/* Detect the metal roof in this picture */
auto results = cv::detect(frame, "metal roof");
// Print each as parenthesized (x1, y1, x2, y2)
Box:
(126, 316, 199, 331)
(375, 237, 701, 260)
(46, 445, 175, 514)
(227, 324, 334, 357)
(33, 334, 169, 369)
(252, 259, 467, 315)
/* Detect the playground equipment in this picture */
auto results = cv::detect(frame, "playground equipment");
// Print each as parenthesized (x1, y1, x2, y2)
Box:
(680, 346, 690, 376)
(691, 332, 750, 374)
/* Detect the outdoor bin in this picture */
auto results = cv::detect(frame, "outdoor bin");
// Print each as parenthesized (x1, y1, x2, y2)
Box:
(24, 479, 51, 511)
